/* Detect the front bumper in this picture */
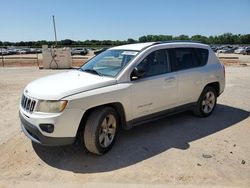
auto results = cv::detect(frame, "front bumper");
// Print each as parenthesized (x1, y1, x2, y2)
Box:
(19, 111, 75, 146)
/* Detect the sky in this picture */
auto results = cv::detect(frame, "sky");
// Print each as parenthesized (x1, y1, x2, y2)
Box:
(0, 0, 249, 42)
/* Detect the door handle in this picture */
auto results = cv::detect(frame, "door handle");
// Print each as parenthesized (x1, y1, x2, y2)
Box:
(165, 77, 176, 82)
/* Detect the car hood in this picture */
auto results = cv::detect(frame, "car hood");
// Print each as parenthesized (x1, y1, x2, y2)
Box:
(24, 70, 117, 100)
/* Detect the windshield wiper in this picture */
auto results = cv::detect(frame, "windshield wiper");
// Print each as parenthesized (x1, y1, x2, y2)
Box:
(82, 68, 102, 76)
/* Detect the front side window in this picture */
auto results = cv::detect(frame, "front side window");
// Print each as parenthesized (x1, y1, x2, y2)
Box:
(137, 49, 171, 78)
(80, 50, 138, 77)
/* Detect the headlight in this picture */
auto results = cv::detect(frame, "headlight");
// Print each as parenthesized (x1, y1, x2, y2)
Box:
(35, 100, 68, 113)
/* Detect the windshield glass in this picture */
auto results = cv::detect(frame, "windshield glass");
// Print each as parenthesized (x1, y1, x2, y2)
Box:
(80, 50, 139, 77)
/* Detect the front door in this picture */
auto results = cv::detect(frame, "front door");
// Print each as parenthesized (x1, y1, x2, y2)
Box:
(131, 49, 178, 119)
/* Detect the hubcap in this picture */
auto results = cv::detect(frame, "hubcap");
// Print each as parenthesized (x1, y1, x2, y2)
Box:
(98, 114, 116, 148)
(202, 91, 215, 114)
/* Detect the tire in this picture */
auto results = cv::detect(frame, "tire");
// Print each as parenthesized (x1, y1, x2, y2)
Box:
(193, 86, 217, 117)
(84, 107, 119, 155)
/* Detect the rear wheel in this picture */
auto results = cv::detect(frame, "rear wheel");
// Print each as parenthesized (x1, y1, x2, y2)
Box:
(194, 86, 217, 117)
(84, 107, 118, 155)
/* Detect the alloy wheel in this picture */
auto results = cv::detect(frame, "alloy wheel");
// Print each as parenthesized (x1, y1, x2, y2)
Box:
(98, 114, 117, 148)
(202, 91, 216, 114)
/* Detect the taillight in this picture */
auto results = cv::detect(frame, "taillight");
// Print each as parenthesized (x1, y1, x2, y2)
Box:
(223, 64, 225, 78)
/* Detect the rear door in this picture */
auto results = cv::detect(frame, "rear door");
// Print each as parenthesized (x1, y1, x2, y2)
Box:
(170, 48, 209, 105)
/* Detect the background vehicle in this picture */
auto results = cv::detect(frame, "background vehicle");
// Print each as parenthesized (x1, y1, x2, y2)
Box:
(245, 47, 250, 55)
(223, 48, 236, 53)
(0, 48, 9, 55)
(234, 47, 246, 54)
(218, 47, 236, 53)
(71, 48, 88, 56)
(210, 46, 218, 52)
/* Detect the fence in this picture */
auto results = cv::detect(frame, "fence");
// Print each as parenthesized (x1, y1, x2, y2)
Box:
(1, 54, 39, 67)
(0, 54, 91, 68)
(218, 56, 240, 65)
(0, 47, 93, 67)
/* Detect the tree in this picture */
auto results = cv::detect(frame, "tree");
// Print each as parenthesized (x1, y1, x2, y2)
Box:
(174, 35, 189, 40)
(3, 41, 14, 46)
(191, 35, 208, 43)
(159, 35, 173, 41)
(127, 38, 136, 44)
(1, 33, 250, 47)
(60, 39, 73, 46)
(239, 34, 250, 44)
(138, 36, 147, 42)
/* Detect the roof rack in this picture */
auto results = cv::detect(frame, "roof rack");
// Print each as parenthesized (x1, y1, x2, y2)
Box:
(140, 40, 204, 51)
(153, 40, 202, 45)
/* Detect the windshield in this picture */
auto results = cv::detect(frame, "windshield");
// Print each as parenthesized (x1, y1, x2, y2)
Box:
(80, 50, 139, 77)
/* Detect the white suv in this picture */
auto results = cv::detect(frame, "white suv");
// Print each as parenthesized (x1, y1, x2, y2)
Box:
(19, 41, 225, 155)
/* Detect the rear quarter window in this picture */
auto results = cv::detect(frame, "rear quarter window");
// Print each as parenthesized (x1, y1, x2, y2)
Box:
(195, 48, 209, 66)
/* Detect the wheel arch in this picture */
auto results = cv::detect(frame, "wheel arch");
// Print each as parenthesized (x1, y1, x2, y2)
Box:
(204, 82, 220, 96)
(75, 102, 127, 142)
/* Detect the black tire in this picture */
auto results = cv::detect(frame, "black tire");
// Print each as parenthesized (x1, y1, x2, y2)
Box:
(193, 86, 217, 117)
(84, 107, 119, 155)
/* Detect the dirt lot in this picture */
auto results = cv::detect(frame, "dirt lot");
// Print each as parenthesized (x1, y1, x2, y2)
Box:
(0, 66, 249, 187)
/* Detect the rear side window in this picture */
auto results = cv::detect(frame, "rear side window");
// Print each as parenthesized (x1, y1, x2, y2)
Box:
(171, 48, 208, 71)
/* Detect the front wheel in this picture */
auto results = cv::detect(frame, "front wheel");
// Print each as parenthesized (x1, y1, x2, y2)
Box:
(194, 86, 217, 117)
(84, 107, 118, 155)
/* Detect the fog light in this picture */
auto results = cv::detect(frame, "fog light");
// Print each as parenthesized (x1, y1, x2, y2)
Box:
(39, 124, 54, 133)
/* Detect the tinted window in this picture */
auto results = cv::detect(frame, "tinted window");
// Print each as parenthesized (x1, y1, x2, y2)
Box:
(171, 48, 208, 71)
(195, 48, 209, 66)
(137, 49, 171, 77)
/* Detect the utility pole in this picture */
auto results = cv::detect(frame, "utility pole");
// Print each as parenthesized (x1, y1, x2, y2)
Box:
(52, 15, 58, 46)
(1, 48, 4, 67)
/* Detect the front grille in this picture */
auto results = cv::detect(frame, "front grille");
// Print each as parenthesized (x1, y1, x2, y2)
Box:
(21, 95, 36, 113)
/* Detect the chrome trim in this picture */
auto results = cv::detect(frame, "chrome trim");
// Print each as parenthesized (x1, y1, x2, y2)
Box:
(21, 94, 37, 113)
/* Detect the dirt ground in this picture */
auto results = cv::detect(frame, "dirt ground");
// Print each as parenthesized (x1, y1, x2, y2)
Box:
(0, 66, 249, 187)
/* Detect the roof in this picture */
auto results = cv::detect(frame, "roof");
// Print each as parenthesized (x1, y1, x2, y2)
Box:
(110, 41, 208, 51)
(110, 42, 155, 51)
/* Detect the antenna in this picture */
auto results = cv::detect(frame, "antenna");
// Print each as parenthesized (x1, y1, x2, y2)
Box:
(52, 15, 58, 46)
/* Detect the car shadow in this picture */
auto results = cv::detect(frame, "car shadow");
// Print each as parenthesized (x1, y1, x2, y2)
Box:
(32, 104, 249, 173)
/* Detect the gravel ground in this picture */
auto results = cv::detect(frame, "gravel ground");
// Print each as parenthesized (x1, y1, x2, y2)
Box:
(0, 66, 249, 188)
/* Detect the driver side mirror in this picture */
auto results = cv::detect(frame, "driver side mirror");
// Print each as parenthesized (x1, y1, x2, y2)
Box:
(131, 66, 146, 80)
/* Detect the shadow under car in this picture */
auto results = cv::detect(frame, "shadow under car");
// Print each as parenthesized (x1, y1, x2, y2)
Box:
(32, 104, 249, 173)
